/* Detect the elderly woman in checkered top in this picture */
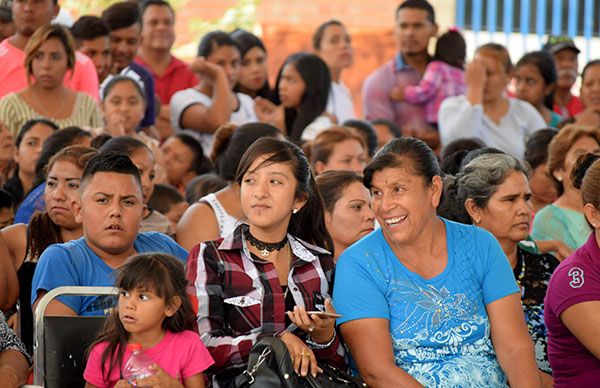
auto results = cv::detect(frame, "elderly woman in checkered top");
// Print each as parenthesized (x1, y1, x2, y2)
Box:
(188, 137, 346, 387)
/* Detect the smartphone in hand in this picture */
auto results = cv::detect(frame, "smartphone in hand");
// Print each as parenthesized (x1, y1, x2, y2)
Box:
(306, 311, 342, 319)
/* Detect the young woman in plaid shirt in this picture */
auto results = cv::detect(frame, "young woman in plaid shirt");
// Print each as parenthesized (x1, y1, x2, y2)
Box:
(188, 138, 346, 387)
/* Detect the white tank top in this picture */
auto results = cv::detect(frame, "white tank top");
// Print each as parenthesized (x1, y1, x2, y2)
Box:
(199, 193, 239, 238)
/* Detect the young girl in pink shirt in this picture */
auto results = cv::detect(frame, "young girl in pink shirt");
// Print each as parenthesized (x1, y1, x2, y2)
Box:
(390, 29, 467, 128)
(84, 253, 213, 388)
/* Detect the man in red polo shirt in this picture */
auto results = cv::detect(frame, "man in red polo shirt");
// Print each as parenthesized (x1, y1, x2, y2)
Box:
(135, 0, 198, 139)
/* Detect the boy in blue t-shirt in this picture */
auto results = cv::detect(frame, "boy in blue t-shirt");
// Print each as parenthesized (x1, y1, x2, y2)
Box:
(31, 152, 187, 316)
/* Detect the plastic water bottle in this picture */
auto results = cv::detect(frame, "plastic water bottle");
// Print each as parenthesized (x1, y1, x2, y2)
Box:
(122, 343, 155, 386)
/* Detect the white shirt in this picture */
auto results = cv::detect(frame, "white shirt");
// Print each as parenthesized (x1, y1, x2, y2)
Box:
(170, 89, 257, 154)
(325, 81, 356, 124)
(439, 96, 546, 158)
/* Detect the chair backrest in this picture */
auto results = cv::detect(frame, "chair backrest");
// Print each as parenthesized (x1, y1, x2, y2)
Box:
(33, 286, 118, 387)
(43, 316, 106, 388)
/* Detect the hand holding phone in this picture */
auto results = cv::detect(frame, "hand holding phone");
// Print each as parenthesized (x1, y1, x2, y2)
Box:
(306, 311, 342, 319)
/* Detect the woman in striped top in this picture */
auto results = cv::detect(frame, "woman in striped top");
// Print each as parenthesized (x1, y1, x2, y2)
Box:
(0, 25, 102, 137)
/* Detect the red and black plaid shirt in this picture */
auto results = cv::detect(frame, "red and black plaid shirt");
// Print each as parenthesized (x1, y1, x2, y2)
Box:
(187, 224, 346, 386)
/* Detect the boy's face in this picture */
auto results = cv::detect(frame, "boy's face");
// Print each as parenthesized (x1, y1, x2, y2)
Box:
(0, 207, 14, 228)
(79, 36, 112, 82)
(109, 23, 140, 73)
(74, 172, 145, 258)
(164, 201, 188, 231)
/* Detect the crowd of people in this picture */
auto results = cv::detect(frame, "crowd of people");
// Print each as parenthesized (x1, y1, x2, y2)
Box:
(1, 0, 600, 387)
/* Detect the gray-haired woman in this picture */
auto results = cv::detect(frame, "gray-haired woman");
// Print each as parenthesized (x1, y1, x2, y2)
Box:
(441, 153, 559, 387)
(333, 137, 541, 387)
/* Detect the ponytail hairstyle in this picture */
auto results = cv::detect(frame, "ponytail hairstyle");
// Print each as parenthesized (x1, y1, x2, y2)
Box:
(235, 137, 333, 252)
(274, 52, 331, 142)
(89, 253, 194, 380)
(572, 152, 600, 228)
(211, 123, 281, 181)
(27, 145, 98, 261)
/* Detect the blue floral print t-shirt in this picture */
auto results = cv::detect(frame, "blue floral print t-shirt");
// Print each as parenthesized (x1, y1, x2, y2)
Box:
(334, 219, 519, 387)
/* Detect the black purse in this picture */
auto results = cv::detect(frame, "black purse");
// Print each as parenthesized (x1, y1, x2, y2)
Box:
(234, 336, 366, 388)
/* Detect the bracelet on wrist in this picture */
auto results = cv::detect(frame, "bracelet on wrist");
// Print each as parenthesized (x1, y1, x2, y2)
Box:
(306, 330, 336, 349)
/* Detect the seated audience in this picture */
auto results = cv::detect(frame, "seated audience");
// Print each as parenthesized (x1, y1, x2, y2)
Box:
(31, 152, 187, 317)
(532, 125, 600, 250)
(0, 311, 30, 388)
(176, 123, 280, 249)
(14, 126, 92, 224)
(171, 31, 256, 154)
(443, 153, 559, 382)
(191, 137, 344, 386)
(524, 128, 559, 213)
(135, 0, 198, 139)
(3, 145, 97, 353)
(370, 118, 401, 151)
(0, 189, 15, 228)
(3, 119, 57, 207)
(313, 20, 356, 123)
(0, 233, 18, 312)
(545, 152, 600, 386)
(0, 25, 102, 136)
(515, 51, 563, 127)
(102, 1, 156, 131)
(0, 0, 98, 100)
(560, 60, 600, 127)
(439, 43, 546, 158)
(389, 29, 467, 129)
(256, 52, 331, 142)
(70, 15, 112, 83)
(315, 170, 374, 261)
(100, 136, 172, 236)
(231, 28, 273, 101)
(184, 173, 227, 204)
(161, 132, 212, 194)
(333, 137, 540, 386)
(542, 36, 583, 118)
(148, 183, 189, 232)
(307, 126, 367, 175)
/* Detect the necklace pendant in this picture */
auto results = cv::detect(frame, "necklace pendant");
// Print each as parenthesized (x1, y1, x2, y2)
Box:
(260, 249, 269, 257)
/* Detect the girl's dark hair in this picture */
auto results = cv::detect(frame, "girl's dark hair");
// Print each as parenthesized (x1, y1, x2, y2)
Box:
(100, 75, 146, 102)
(99, 136, 151, 157)
(230, 29, 273, 100)
(33, 126, 91, 186)
(572, 152, 600, 191)
(197, 30, 240, 57)
(433, 30, 466, 69)
(274, 52, 331, 142)
(185, 173, 228, 204)
(211, 123, 281, 181)
(343, 119, 378, 157)
(312, 20, 343, 50)
(523, 128, 558, 169)
(440, 137, 486, 175)
(27, 146, 98, 260)
(16, 119, 58, 148)
(315, 170, 363, 213)
(364, 137, 441, 190)
(172, 133, 213, 175)
(516, 51, 558, 110)
(235, 138, 333, 252)
(89, 253, 195, 380)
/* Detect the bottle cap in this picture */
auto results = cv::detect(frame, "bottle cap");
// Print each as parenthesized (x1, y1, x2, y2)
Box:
(126, 343, 142, 352)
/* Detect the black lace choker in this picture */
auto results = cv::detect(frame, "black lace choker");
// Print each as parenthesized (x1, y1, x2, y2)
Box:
(246, 229, 288, 258)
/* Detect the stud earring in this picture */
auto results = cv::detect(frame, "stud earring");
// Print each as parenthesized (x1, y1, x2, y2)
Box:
(292, 208, 298, 214)
(556, 176, 563, 182)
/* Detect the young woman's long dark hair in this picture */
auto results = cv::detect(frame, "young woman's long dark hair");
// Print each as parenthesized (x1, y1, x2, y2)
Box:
(274, 53, 331, 142)
(230, 28, 273, 101)
(234, 137, 333, 253)
(88, 253, 195, 380)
